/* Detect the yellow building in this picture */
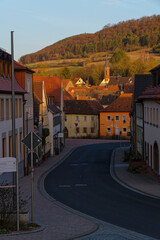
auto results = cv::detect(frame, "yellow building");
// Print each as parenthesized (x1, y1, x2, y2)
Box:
(64, 100, 103, 138)
(100, 93, 133, 138)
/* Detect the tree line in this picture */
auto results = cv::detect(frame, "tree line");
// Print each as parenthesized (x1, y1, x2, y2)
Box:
(20, 15, 160, 64)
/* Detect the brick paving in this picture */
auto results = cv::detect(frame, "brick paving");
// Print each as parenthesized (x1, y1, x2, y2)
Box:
(0, 139, 159, 240)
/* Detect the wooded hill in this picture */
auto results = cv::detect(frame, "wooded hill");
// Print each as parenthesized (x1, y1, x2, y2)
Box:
(20, 15, 160, 64)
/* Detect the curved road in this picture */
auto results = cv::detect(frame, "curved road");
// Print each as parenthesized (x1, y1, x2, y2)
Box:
(44, 143, 160, 239)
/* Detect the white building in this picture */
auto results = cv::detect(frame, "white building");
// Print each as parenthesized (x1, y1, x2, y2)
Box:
(0, 49, 25, 183)
(138, 65, 160, 174)
(48, 104, 61, 155)
(14, 61, 34, 174)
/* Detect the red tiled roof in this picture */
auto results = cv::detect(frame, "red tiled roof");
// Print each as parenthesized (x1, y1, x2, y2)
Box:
(48, 103, 61, 114)
(63, 79, 71, 89)
(138, 85, 160, 100)
(63, 89, 74, 100)
(101, 93, 133, 112)
(14, 61, 34, 73)
(33, 81, 43, 102)
(64, 100, 103, 115)
(91, 86, 106, 90)
(124, 84, 134, 93)
(68, 87, 88, 92)
(0, 75, 25, 93)
(109, 76, 134, 85)
(33, 76, 61, 105)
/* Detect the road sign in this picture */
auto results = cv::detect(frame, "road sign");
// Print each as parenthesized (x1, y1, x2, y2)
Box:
(27, 152, 39, 167)
(22, 131, 42, 150)
(0, 157, 16, 173)
(33, 132, 42, 149)
(58, 132, 64, 138)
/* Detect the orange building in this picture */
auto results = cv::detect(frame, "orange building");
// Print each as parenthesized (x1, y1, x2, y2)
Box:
(100, 93, 133, 138)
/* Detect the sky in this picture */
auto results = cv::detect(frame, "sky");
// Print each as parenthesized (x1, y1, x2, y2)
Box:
(0, 0, 159, 61)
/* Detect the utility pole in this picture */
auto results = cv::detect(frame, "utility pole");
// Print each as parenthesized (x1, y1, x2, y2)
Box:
(11, 31, 19, 232)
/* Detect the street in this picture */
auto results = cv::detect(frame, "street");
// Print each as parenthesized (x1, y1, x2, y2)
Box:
(44, 143, 160, 239)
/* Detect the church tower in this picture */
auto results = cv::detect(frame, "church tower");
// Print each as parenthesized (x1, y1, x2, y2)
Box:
(104, 55, 110, 84)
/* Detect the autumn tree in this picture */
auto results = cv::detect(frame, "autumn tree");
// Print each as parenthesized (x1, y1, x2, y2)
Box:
(61, 67, 71, 79)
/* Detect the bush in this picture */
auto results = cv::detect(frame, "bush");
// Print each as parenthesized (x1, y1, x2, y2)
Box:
(0, 182, 28, 225)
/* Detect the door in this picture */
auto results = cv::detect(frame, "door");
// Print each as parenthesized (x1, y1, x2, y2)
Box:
(154, 142, 159, 172)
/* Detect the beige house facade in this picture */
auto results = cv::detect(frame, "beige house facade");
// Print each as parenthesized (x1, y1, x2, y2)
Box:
(64, 100, 103, 138)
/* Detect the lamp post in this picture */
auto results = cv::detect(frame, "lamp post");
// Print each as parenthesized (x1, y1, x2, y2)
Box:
(11, 30, 19, 232)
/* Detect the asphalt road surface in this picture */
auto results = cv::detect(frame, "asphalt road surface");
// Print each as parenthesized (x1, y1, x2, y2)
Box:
(44, 143, 160, 239)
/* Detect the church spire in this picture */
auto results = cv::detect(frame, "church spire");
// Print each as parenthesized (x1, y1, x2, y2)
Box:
(105, 55, 108, 68)
(104, 54, 110, 83)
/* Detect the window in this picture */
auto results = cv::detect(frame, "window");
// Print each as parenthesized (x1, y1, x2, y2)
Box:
(144, 107, 146, 122)
(115, 115, 119, 121)
(76, 127, 79, 133)
(16, 134, 18, 158)
(107, 127, 111, 133)
(91, 116, 94, 122)
(84, 116, 87, 121)
(20, 132, 22, 156)
(3, 61, 5, 74)
(0, 60, 2, 75)
(76, 116, 79, 121)
(156, 108, 158, 127)
(153, 108, 155, 125)
(150, 108, 152, 125)
(15, 99, 18, 118)
(83, 127, 87, 133)
(0, 99, 4, 120)
(9, 135, 12, 157)
(123, 127, 127, 133)
(2, 137, 6, 157)
(6, 99, 9, 120)
(53, 116, 61, 126)
(147, 107, 149, 123)
(107, 115, 111, 121)
(122, 115, 126, 123)
(19, 99, 22, 117)
(10, 99, 12, 118)
(91, 127, 94, 133)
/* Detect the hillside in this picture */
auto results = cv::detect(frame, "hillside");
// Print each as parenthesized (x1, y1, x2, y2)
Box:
(20, 15, 160, 64)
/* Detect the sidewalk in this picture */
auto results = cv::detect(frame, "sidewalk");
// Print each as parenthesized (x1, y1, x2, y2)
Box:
(0, 139, 159, 240)
(112, 147, 160, 199)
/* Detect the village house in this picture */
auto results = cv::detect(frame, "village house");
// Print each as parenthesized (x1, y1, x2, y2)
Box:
(130, 74, 152, 158)
(63, 79, 74, 91)
(137, 65, 160, 175)
(75, 77, 86, 87)
(33, 76, 62, 106)
(14, 61, 34, 174)
(0, 49, 25, 183)
(100, 93, 133, 138)
(64, 100, 103, 138)
(33, 81, 50, 159)
(48, 103, 61, 155)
